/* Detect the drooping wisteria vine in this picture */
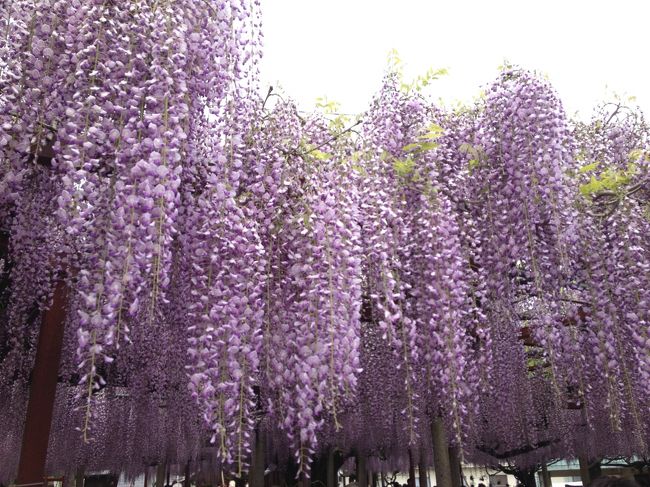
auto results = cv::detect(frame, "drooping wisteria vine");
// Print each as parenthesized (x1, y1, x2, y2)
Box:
(1, 1, 650, 483)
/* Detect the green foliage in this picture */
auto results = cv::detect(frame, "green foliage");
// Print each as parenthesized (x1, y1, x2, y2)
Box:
(628, 148, 650, 163)
(402, 123, 444, 153)
(310, 149, 333, 160)
(579, 163, 637, 198)
(459, 142, 485, 173)
(498, 59, 515, 72)
(420, 123, 444, 139)
(315, 96, 341, 114)
(299, 139, 333, 161)
(578, 162, 599, 174)
(393, 157, 415, 178)
(315, 96, 350, 132)
(386, 49, 447, 94)
(405, 67, 449, 93)
(386, 48, 403, 74)
(299, 208, 313, 230)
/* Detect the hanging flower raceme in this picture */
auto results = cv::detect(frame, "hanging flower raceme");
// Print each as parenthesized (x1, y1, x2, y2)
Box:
(463, 68, 580, 457)
(262, 159, 363, 475)
(184, 180, 266, 474)
(0, 0, 264, 450)
(5, 2, 650, 474)
(408, 194, 479, 445)
(355, 76, 426, 447)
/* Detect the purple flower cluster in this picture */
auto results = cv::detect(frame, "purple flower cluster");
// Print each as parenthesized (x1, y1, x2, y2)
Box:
(2, 2, 650, 478)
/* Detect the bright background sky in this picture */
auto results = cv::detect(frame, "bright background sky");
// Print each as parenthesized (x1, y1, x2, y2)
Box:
(259, 0, 649, 120)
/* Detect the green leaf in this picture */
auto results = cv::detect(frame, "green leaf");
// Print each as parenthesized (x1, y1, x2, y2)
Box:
(419, 124, 444, 140)
(315, 96, 341, 114)
(418, 141, 439, 152)
(578, 162, 599, 174)
(402, 143, 421, 152)
(459, 142, 479, 160)
(579, 176, 605, 197)
(393, 158, 415, 177)
(402, 140, 438, 153)
(300, 209, 313, 229)
(311, 150, 332, 160)
(351, 164, 367, 176)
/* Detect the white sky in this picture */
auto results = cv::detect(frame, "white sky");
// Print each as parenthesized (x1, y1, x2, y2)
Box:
(259, 0, 650, 120)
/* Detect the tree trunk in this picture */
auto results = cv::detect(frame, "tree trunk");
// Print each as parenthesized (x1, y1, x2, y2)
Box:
(357, 454, 368, 487)
(419, 457, 429, 487)
(327, 449, 336, 487)
(250, 429, 266, 487)
(588, 461, 602, 483)
(541, 462, 551, 487)
(448, 447, 461, 487)
(156, 464, 166, 487)
(184, 462, 191, 487)
(76, 470, 86, 487)
(409, 450, 416, 487)
(579, 456, 589, 486)
(512, 468, 537, 487)
(431, 418, 452, 487)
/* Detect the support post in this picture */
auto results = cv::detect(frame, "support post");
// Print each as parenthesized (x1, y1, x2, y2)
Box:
(541, 462, 551, 487)
(357, 454, 368, 487)
(408, 450, 416, 487)
(579, 457, 591, 487)
(418, 456, 429, 487)
(15, 280, 68, 485)
(75, 470, 85, 487)
(448, 447, 461, 487)
(250, 429, 265, 487)
(431, 417, 452, 487)
(156, 464, 166, 487)
(184, 462, 191, 487)
(327, 449, 336, 487)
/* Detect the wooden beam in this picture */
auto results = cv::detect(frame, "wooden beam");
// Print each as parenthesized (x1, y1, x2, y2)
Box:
(16, 280, 69, 486)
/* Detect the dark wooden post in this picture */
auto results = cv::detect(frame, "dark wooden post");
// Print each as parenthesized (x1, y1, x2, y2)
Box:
(183, 462, 191, 487)
(357, 454, 368, 487)
(250, 429, 265, 487)
(431, 418, 452, 487)
(15, 280, 69, 485)
(408, 449, 416, 487)
(418, 455, 429, 487)
(448, 447, 461, 487)
(75, 470, 85, 487)
(327, 449, 336, 487)
(579, 457, 590, 487)
(156, 464, 166, 487)
(540, 462, 551, 487)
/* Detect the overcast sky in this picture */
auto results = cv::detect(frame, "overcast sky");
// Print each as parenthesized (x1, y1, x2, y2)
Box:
(259, 0, 649, 119)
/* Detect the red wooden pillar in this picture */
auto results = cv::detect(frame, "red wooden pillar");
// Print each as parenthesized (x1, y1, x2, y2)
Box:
(15, 280, 69, 485)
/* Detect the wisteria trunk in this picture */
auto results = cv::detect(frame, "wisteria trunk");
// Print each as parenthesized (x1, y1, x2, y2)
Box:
(431, 418, 452, 487)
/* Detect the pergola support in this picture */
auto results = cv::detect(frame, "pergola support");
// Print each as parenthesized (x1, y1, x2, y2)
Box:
(15, 280, 68, 486)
